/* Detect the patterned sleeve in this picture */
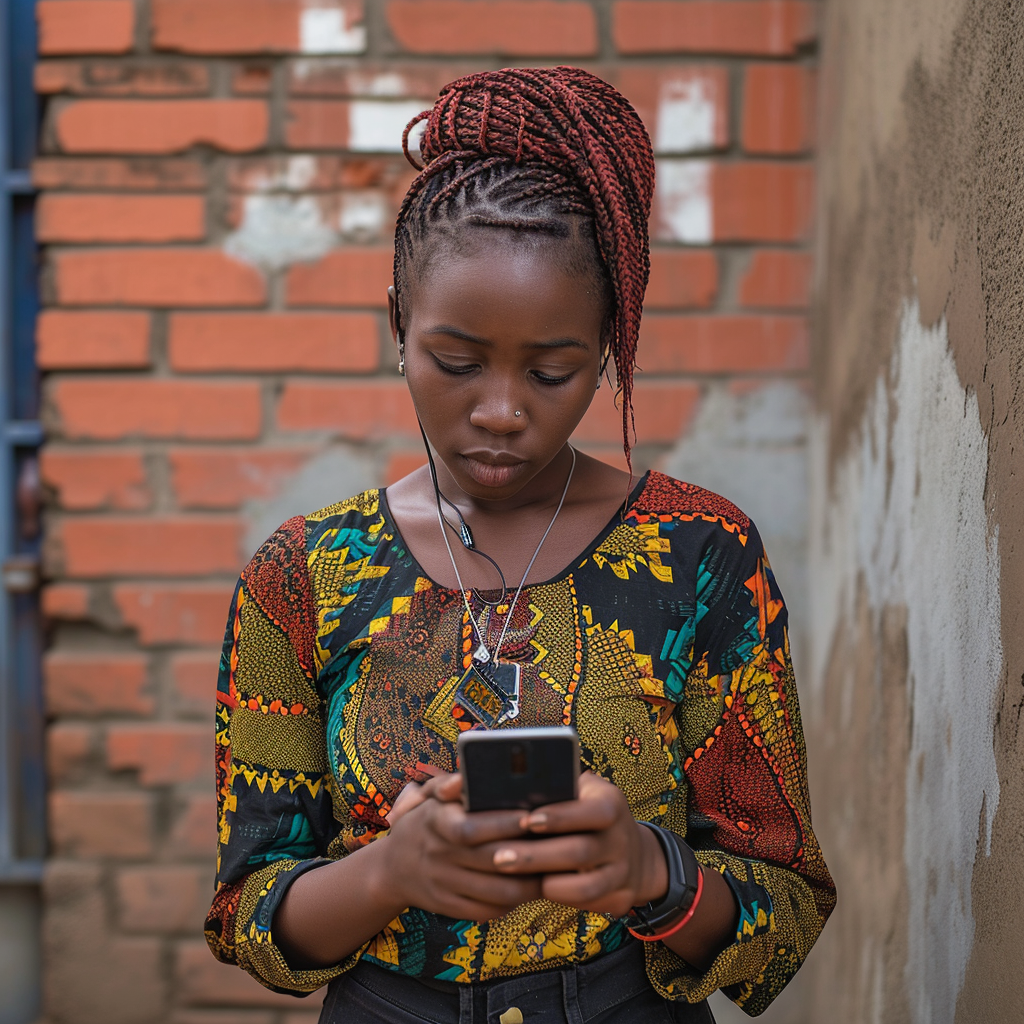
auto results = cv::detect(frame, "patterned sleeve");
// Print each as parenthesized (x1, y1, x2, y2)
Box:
(646, 519, 836, 1016)
(203, 516, 357, 995)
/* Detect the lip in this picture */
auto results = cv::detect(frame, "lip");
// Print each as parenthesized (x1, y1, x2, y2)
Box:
(460, 452, 526, 488)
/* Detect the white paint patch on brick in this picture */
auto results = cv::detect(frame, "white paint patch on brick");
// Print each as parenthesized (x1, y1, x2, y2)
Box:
(284, 155, 318, 191)
(654, 159, 712, 244)
(349, 100, 427, 153)
(299, 4, 366, 55)
(655, 75, 717, 154)
(808, 299, 1002, 1024)
(338, 191, 387, 240)
(224, 194, 335, 271)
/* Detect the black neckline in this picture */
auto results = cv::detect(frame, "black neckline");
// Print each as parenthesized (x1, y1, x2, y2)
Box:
(379, 470, 650, 594)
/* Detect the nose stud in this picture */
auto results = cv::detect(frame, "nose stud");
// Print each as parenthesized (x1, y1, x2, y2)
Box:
(514, 410, 521, 417)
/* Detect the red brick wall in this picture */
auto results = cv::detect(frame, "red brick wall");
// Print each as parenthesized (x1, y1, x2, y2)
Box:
(35, 2, 816, 1021)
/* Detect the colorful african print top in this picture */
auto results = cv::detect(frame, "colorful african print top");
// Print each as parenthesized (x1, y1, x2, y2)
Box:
(205, 472, 835, 1015)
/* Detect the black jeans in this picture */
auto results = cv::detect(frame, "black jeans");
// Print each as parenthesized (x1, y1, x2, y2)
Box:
(320, 940, 716, 1024)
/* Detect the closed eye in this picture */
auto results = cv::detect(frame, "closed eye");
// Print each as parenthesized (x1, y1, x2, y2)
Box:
(433, 356, 477, 375)
(532, 370, 574, 385)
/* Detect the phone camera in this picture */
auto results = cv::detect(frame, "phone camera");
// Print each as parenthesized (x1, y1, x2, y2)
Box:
(509, 743, 528, 777)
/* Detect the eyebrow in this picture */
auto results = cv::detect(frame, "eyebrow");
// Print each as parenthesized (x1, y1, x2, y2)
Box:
(424, 325, 591, 352)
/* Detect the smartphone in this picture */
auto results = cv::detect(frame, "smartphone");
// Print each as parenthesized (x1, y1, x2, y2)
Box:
(457, 726, 580, 812)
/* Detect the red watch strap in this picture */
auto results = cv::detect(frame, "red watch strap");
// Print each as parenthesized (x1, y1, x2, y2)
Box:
(627, 864, 704, 943)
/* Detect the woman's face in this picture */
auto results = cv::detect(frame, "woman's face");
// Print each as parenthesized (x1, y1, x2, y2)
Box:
(390, 230, 608, 503)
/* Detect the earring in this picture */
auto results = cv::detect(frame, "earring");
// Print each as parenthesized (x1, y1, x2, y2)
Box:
(398, 342, 405, 376)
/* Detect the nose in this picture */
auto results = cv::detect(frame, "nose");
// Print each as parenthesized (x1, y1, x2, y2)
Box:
(469, 390, 528, 435)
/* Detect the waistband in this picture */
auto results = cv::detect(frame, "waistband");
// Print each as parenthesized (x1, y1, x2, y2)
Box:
(343, 940, 658, 1022)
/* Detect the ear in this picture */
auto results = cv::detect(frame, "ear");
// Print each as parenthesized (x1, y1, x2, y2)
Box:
(387, 285, 400, 348)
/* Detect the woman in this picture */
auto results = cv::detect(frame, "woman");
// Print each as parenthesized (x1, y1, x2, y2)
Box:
(205, 67, 834, 1022)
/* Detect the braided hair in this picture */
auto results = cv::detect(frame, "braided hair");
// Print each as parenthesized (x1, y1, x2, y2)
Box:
(393, 66, 655, 465)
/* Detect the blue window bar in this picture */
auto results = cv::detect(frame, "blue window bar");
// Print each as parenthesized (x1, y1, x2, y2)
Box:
(0, 0, 43, 1020)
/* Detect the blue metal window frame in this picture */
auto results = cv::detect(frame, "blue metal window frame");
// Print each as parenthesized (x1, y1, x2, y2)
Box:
(0, 0, 44, 882)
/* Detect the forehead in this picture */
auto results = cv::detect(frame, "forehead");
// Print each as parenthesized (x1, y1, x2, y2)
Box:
(404, 230, 608, 341)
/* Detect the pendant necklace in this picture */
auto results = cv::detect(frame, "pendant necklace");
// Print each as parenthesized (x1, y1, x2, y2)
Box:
(437, 446, 577, 727)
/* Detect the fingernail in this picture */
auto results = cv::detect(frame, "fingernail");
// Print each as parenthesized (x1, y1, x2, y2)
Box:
(493, 848, 518, 867)
(526, 812, 548, 830)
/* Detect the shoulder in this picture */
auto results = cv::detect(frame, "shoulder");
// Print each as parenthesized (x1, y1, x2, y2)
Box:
(242, 489, 384, 597)
(629, 471, 754, 548)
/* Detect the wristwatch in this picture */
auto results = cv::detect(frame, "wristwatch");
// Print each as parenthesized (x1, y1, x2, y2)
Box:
(627, 822, 701, 936)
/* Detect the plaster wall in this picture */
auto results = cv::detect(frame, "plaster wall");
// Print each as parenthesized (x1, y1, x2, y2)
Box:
(803, 1, 1024, 1021)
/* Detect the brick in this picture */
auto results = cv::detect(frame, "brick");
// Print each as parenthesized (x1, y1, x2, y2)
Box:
(52, 379, 263, 441)
(614, 67, 729, 155)
(44, 651, 153, 717)
(742, 65, 816, 155)
(232, 64, 273, 95)
(168, 793, 216, 857)
(171, 650, 221, 716)
(169, 313, 379, 372)
(713, 163, 815, 242)
(117, 865, 210, 933)
(739, 250, 812, 309)
(226, 154, 409, 193)
(286, 247, 393, 307)
(640, 316, 809, 373)
(386, 1, 597, 56)
(56, 99, 268, 154)
(613, 1, 817, 56)
(277, 380, 418, 437)
(152, 0, 366, 55)
(35, 59, 210, 96)
(287, 61, 462, 98)
(58, 517, 243, 578)
(572, 382, 700, 445)
(176, 940, 319, 1008)
(169, 448, 313, 509)
(42, 449, 150, 511)
(107, 723, 209, 786)
(54, 249, 266, 306)
(37, 194, 206, 243)
(645, 250, 718, 309)
(37, 1, 136, 55)
(47, 724, 95, 785)
(37, 310, 150, 369)
(115, 583, 235, 646)
(284, 99, 349, 150)
(385, 450, 426, 485)
(283, 98, 429, 152)
(49, 790, 154, 858)
(32, 157, 207, 191)
(42, 583, 91, 620)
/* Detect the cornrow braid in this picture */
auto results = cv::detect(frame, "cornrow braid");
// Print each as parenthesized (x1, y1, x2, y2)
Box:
(393, 66, 655, 465)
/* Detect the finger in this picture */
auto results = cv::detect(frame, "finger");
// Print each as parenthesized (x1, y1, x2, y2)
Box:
(433, 772, 463, 803)
(386, 781, 425, 825)
(446, 865, 544, 908)
(485, 834, 605, 874)
(541, 862, 632, 912)
(520, 789, 621, 836)
(431, 803, 530, 847)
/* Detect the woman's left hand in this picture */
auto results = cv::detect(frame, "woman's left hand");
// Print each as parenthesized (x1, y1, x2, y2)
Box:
(484, 771, 669, 917)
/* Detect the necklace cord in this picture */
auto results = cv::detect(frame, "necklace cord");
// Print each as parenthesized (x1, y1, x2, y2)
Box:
(423, 432, 577, 663)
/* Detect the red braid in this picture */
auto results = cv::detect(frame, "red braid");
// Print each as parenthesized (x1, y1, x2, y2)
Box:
(393, 66, 655, 466)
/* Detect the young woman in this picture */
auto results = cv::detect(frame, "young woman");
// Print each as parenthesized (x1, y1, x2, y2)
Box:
(205, 68, 835, 1023)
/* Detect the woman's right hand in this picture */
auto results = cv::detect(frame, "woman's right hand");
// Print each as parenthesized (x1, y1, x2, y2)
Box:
(381, 772, 543, 922)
